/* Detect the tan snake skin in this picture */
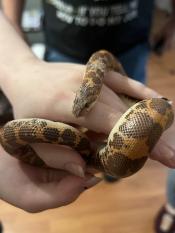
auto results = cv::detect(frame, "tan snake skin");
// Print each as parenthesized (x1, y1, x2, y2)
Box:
(0, 50, 174, 178)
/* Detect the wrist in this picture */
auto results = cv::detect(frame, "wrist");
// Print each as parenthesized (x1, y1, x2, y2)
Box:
(0, 11, 42, 102)
(0, 55, 42, 104)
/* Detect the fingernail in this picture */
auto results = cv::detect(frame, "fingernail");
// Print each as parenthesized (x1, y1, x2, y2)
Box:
(84, 176, 102, 189)
(150, 91, 163, 98)
(161, 146, 175, 165)
(161, 97, 173, 105)
(169, 153, 175, 166)
(65, 163, 85, 178)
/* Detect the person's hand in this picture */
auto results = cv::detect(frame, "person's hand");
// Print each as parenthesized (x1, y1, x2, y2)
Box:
(2, 58, 161, 167)
(5, 60, 128, 133)
(1, 57, 175, 213)
(100, 71, 175, 168)
(0, 59, 131, 212)
(4, 59, 159, 133)
(0, 145, 101, 213)
(3, 58, 174, 169)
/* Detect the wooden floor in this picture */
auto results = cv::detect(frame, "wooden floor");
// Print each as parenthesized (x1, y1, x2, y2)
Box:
(1, 14, 175, 233)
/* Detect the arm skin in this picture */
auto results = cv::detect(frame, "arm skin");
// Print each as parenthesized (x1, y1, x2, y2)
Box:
(0, 11, 37, 99)
(1, 0, 25, 35)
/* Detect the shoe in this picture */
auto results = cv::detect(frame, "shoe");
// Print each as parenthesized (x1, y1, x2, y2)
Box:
(154, 206, 175, 233)
(103, 174, 120, 183)
(0, 222, 3, 233)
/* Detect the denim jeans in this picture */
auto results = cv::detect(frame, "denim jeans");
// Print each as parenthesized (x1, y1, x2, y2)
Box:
(167, 169, 175, 207)
(44, 42, 150, 83)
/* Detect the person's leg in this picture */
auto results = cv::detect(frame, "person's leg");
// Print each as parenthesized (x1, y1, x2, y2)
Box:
(155, 169, 175, 233)
(167, 169, 175, 208)
(118, 42, 151, 84)
(44, 47, 82, 63)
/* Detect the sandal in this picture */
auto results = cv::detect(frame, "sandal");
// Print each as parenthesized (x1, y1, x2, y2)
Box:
(154, 206, 175, 233)
(0, 222, 3, 233)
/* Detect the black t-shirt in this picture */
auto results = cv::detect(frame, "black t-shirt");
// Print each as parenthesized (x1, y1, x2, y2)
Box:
(43, 0, 154, 61)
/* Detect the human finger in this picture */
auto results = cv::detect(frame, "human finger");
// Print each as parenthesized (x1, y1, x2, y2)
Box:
(150, 118, 175, 168)
(42, 91, 122, 134)
(98, 85, 127, 112)
(32, 144, 87, 177)
(104, 71, 162, 99)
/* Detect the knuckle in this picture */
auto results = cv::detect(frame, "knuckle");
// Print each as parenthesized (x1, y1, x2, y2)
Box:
(19, 195, 45, 213)
(22, 200, 48, 213)
(57, 188, 83, 207)
(22, 203, 42, 213)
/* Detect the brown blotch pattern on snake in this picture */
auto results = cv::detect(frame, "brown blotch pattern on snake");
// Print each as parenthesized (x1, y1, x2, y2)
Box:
(149, 99, 170, 115)
(105, 153, 147, 177)
(119, 112, 154, 139)
(76, 137, 91, 152)
(109, 133, 124, 150)
(18, 126, 39, 142)
(146, 122, 163, 151)
(43, 127, 60, 142)
(61, 129, 77, 146)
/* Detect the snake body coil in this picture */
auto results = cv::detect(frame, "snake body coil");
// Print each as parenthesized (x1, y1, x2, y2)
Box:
(0, 50, 174, 178)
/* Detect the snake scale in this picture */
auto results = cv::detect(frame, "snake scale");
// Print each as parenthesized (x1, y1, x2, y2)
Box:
(0, 50, 174, 178)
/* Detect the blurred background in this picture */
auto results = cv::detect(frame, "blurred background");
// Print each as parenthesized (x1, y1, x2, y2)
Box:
(0, 0, 175, 233)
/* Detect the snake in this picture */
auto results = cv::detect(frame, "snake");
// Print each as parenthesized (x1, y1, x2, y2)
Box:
(0, 50, 174, 178)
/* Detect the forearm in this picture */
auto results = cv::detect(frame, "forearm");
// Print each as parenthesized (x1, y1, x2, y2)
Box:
(0, 12, 38, 101)
(1, 0, 25, 34)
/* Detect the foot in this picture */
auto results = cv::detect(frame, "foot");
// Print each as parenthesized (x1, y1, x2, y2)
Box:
(154, 204, 175, 233)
